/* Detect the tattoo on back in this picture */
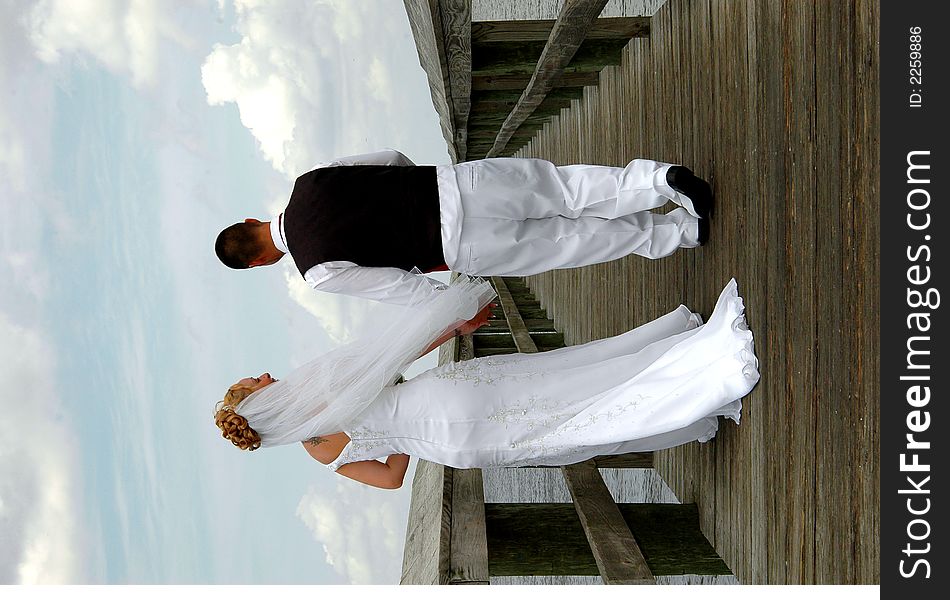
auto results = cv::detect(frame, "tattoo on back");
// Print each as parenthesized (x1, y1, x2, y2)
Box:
(306, 436, 328, 447)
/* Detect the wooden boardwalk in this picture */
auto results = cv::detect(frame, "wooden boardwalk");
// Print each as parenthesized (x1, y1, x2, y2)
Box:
(514, 0, 880, 585)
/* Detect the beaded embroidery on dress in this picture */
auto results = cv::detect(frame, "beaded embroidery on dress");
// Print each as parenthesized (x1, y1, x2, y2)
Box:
(328, 279, 759, 471)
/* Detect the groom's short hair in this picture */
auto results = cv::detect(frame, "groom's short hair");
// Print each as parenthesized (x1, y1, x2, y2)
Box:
(215, 223, 260, 269)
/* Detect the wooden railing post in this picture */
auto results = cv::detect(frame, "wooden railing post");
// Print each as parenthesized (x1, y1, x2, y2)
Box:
(562, 461, 654, 584)
(490, 276, 655, 584)
(447, 310, 489, 584)
(486, 0, 609, 157)
(449, 467, 490, 584)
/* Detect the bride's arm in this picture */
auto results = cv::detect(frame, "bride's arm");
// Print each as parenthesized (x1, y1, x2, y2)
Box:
(419, 303, 495, 356)
(335, 455, 411, 489)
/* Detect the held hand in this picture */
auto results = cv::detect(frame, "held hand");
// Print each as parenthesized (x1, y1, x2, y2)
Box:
(458, 303, 495, 335)
(421, 304, 494, 357)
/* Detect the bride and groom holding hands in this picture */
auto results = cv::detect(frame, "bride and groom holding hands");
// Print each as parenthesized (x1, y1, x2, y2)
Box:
(213, 150, 760, 490)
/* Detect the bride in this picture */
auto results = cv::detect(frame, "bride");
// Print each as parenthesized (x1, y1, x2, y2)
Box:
(214, 276, 759, 489)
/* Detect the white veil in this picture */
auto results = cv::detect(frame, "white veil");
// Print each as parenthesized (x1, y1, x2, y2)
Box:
(233, 274, 496, 447)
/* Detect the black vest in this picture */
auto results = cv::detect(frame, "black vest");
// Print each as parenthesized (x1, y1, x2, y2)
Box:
(283, 165, 445, 277)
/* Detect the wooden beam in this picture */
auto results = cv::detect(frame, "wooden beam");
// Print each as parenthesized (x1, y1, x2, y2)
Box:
(561, 461, 655, 584)
(457, 332, 474, 361)
(491, 276, 654, 584)
(485, 503, 599, 577)
(403, 0, 472, 162)
(468, 106, 569, 126)
(487, 0, 610, 158)
(472, 71, 600, 91)
(448, 303, 487, 583)
(440, 0, 472, 161)
(491, 276, 538, 353)
(403, 0, 457, 162)
(472, 38, 627, 77)
(399, 459, 453, 584)
(472, 17, 649, 44)
(593, 452, 654, 469)
(449, 468, 490, 584)
(524, 453, 655, 469)
(484, 503, 732, 577)
(437, 463, 453, 584)
(473, 86, 584, 103)
(471, 87, 581, 114)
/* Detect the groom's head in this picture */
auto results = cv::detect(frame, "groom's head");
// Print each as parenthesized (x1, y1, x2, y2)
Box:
(215, 218, 284, 269)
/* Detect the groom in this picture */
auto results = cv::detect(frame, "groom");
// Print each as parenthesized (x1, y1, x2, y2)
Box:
(215, 149, 713, 305)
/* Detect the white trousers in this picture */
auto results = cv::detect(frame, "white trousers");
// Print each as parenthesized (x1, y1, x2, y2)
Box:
(436, 158, 701, 276)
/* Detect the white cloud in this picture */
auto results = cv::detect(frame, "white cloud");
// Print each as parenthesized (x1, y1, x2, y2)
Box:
(197, 0, 454, 377)
(0, 315, 84, 584)
(201, 0, 449, 179)
(26, 0, 194, 88)
(3, 253, 50, 304)
(365, 56, 392, 102)
(0, 4, 54, 199)
(202, 54, 298, 172)
(0, 0, 450, 583)
(281, 263, 381, 346)
(296, 478, 407, 584)
(0, 4, 86, 584)
(0, 126, 28, 192)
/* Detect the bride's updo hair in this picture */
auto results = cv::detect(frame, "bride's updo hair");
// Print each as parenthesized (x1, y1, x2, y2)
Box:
(214, 384, 262, 451)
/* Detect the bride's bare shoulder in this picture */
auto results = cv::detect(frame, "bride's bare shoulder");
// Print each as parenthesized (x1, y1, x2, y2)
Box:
(301, 432, 351, 464)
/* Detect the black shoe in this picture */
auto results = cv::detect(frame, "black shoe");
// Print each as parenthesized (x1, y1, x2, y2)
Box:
(697, 215, 710, 246)
(666, 166, 714, 220)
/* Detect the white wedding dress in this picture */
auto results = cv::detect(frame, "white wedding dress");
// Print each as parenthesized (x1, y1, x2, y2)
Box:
(327, 279, 760, 471)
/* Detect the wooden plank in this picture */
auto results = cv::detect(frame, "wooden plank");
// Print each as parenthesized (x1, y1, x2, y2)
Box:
(508, 0, 879, 586)
(472, 86, 583, 110)
(707, 0, 747, 582)
(472, 17, 649, 43)
(491, 276, 539, 353)
(469, 104, 565, 121)
(440, 0, 472, 161)
(403, 320, 461, 585)
(437, 464, 453, 584)
(472, 38, 628, 77)
(524, 452, 654, 469)
(400, 459, 453, 584)
(449, 468, 490, 584)
(617, 503, 731, 577)
(782, 0, 818, 584)
(749, 0, 788, 585)
(485, 503, 730, 577)
(472, 70, 600, 90)
(470, 0, 664, 21)
(403, 0, 457, 162)
(685, 0, 720, 563)
(814, 0, 854, 584)
(487, 0, 610, 157)
(492, 276, 658, 583)
(471, 0, 559, 21)
(485, 503, 601, 577)
(443, 299, 489, 585)
(562, 461, 654, 584)
(457, 332, 474, 361)
(593, 452, 653, 469)
(851, 0, 881, 584)
(739, 0, 768, 584)
(643, 0, 681, 550)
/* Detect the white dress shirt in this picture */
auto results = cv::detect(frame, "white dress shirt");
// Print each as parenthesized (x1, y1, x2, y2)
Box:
(273, 149, 447, 305)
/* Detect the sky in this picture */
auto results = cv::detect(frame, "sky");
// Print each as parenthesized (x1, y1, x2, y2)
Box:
(0, 0, 452, 584)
